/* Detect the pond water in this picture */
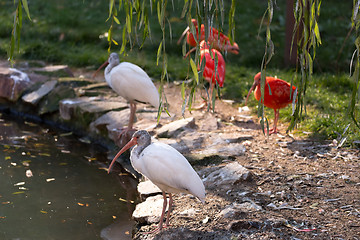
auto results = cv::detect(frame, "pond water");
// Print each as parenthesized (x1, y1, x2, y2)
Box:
(0, 114, 137, 240)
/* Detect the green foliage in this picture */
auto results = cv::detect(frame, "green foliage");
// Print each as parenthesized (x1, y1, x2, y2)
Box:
(289, 0, 322, 131)
(348, 0, 360, 129)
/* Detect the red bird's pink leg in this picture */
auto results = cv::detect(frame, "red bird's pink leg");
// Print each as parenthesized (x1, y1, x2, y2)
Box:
(209, 81, 215, 109)
(164, 193, 173, 227)
(193, 82, 215, 110)
(269, 109, 280, 134)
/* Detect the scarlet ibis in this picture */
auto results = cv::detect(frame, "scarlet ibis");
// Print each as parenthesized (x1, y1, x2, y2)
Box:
(177, 19, 239, 54)
(190, 40, 226, 109)
(108, 130, 205, 232)
(245, 72, 297, 134)
(94, 53, 160, 136)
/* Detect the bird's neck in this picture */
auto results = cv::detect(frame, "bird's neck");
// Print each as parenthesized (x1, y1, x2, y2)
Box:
(105, 61, 118, 78)
(131, 140, 151, 159)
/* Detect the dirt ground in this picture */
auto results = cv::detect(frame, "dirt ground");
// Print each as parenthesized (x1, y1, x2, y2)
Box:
(133, 83, 360, 239)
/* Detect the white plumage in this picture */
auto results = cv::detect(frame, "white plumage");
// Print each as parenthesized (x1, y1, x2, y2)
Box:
(95, 53, 160, 132)
(105, 60, 160, 109)
(132, 142, 205, 202)
(108, 130, 205, 232)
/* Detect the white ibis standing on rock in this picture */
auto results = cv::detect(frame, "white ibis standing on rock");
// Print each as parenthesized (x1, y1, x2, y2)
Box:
(108, 130, 205, 233)
(94, 53, 160, 136)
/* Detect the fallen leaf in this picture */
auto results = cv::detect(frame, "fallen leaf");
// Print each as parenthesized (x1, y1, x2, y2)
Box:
(12, 191, 25, 195)
(14, 182, 25, 186)
(125, 231, 130, 235)
(40, 211, 48, 214)
(39, 153, 51, 157)
(59, 132, 73, 137)
(112, 215, 117, 219)
(22, 161, 30, 166)
(118, 197, 134, 204)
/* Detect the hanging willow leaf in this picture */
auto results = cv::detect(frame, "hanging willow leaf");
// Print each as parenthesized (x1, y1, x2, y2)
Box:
(228, 0, 236, 43)
(21, 0, 31, 20)
(190, 58, 199, 84)
(157, 41, 163, 66)
(107, 0, 115, 20)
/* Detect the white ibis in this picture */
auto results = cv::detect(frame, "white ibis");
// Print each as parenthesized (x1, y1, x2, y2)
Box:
(94, 53, 160, 135)
(108, 130, 205, 232)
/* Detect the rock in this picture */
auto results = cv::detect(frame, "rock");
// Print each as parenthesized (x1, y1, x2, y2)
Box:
(199, 113, 218, 131)
(89, 109, 131, 135)
(0, 68, 33, 101)
(22, 80, 58, 105)
(59, 97, 128, 125)
(203, 162, 253, 188)
(38, 85, 76, 115)
(192, 142, 246, 159)
(178, 208, 197, 217)
(157, 138, 190, 153)
(227, 220, 262, 232)
(33, 65, 74, 77)
(156, 117, 196, 138)
(60, 97, 99, 120)
(132, 195, 168, 224)
(219, 202, 263, 218)
(137, 180, 162, 199)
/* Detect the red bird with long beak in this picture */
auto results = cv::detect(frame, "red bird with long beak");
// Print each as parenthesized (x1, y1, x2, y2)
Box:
(185, 40, 226, 109)
(246, 72, 297, 134)
(108, 130, 205, 233)
(199, 40, 226, 109)
(177, 19, 239, 54)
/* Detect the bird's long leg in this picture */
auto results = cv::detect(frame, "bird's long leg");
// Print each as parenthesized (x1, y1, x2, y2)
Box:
(209, 81, 214, 110)
(128, 101, 137, 130)
(193, 81, 214, 110)
(115, 101, 137, 143)
(164, 193, 173, 227)
(145, 191, 167, 234)
(269, 109, 280, 134)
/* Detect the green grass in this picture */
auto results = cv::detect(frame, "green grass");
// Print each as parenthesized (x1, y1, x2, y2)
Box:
(0, 0, 359, 146)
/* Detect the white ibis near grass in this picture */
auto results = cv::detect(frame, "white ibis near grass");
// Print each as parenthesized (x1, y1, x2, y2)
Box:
(94, 53, 160, 136)
(108, 130, 205, 233)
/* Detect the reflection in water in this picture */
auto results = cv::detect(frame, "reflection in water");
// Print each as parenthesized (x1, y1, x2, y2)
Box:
(0, 114, 137, 240)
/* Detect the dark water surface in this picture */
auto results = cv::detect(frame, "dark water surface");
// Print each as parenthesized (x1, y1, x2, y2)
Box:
(0, 114, 137, 240)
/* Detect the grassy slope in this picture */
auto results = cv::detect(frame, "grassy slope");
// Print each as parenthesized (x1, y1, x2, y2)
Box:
(0, 0, 358, 146)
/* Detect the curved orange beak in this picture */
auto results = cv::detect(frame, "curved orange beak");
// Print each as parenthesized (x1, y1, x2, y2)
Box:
(177, 26, 190, 45)
(184, 46, 197, 59)
(92, 60, 109, 78)
(245, 81, 257, 106)
(107, 137, 138, 173)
